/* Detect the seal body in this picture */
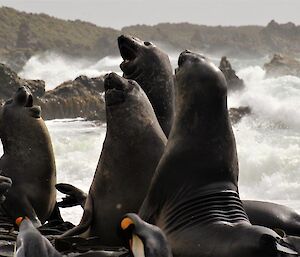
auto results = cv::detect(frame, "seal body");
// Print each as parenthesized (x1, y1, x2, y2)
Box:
(62, 73, 166, 245)
(139, 51, 298, 257)
(118, 35, 174, 137)
(243, 200, 300, 236)
(0, 87, 56, 226)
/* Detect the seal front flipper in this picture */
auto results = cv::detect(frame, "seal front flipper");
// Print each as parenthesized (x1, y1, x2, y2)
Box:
(56, 183, 87, 208)
(60, 194, 93, 238)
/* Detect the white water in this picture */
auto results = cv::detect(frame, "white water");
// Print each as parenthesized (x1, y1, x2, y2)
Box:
(10, 53, 300, 224)
(19, 52, 122, 89)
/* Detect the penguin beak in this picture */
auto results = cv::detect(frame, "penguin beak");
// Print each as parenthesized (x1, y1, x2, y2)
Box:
(276, 242, 298, 255)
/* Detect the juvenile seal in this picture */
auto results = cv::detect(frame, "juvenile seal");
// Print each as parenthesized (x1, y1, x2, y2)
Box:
(139, 51, 298, 257)
(62, 73, 167, 245)
(0, 86, 57, 226)
(118, 35, 174, 136)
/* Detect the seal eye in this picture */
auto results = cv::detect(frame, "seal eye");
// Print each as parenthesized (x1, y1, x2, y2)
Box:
(144, 41, 152, 46)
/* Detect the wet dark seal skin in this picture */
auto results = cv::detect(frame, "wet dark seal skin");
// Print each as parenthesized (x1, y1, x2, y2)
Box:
(120, 213, 173, 257)
(61, 73, 167, 245)
(139, 51, 298, 257)
(0, 86, 57, 227)
(243, 200, 300, 237)
(0, 175, 12, 203)
(118, 35, 175, 137)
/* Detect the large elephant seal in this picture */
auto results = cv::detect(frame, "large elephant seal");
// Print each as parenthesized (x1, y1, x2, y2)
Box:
(62, 73, 167, 245)
(139, 51, 298, 257)
(0, 86, 56, 226)
(243, 200, 300, 236)
(118, 35, 174, 137)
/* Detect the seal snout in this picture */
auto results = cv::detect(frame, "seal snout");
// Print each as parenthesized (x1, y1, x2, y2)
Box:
(178, 50, 206, 68)
(118, 35, 138, 61)
(14, 86, 33, 107)
(104, 72, 126, 91)
(104, 73, 131, 107)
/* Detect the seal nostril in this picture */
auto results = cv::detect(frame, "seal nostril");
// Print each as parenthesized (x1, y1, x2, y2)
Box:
(144, 41, 152, 46)
(25, 95, 33, 107)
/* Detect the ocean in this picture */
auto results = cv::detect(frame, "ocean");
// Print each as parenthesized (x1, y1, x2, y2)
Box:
(5, 52, 300, 224)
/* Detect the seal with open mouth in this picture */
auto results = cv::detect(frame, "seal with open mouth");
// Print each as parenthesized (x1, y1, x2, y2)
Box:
(118, 35, 174, 137)
(139, 51, 298, 257)
(61, 73, 167, 246)
(0, 86, 57, 227)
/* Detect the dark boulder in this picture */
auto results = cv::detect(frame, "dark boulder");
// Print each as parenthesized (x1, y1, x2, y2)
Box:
(229, 106, 251, 124)
(219, 56, 245, 91)
(0, 63, 105, 121)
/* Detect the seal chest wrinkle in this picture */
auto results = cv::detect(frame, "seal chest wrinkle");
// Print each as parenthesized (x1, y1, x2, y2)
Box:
(139, 51, 298, 257)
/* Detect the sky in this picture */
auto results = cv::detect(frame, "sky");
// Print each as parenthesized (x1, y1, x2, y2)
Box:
(0, 0, 299, 29)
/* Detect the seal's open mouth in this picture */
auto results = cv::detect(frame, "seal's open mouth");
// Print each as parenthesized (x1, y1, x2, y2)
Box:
(104, 73, 130, 107)
(118, 35, 138, 61)
(118, 35, 143, 78)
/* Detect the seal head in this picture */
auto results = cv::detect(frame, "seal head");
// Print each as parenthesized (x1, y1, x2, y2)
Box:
(118, 35, 175, 137)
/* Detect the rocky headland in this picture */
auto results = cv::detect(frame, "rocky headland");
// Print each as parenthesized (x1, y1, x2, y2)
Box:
(264, 54, 300, 78)
(1, 7, 300, 71)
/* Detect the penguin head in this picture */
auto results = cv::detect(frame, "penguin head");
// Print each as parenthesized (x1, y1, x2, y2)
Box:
(120, 213, 173, 257)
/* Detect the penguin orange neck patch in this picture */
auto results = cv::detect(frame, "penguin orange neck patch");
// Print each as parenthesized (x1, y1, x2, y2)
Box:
(121, 217, 134, 230)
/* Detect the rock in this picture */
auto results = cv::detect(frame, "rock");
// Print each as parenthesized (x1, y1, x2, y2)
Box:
(0, 63, 105, 121)
(263, 54, 300, 77)
(229, 106, 251, 124)
(0, 63, 45, 104)
(39, 75, 105, 120)
(219, 56, 245, 91)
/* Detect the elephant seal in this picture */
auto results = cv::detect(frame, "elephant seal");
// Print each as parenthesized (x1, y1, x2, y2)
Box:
(15, 218, 61, 257)
(139, 51, 298, 257)
(62, 73, 167, 245)
(120, 213, 172, 257)
(243, 200, 300, 236)
(118, 35, 175, 137)
(0, 86, 56, 227)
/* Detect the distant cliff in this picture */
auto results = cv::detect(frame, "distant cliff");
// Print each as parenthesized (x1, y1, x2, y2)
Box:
(1, 6, 300, 71)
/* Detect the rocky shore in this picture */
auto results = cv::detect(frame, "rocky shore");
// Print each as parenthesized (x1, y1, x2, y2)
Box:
(0, 61, 249, 123)
(0, 63, 106, 121)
